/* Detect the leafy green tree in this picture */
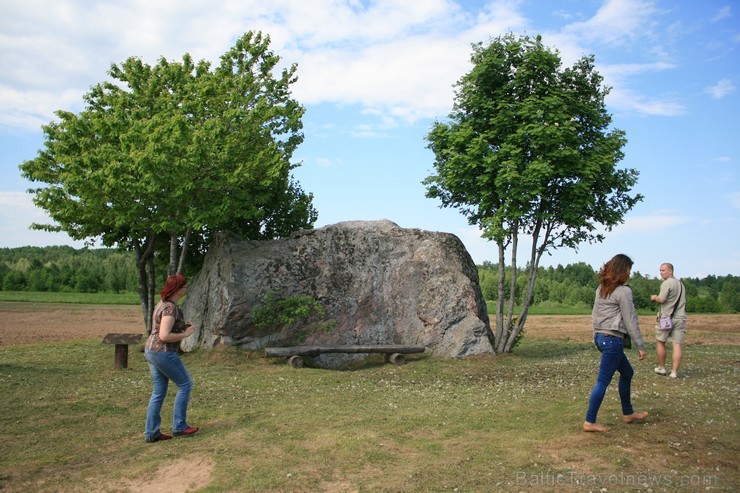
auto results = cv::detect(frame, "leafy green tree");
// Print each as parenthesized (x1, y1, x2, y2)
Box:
(563, 262, 598, 287)
(688, 296, 721, 313)
(27, 269, 52, 292)
(2, 271, 26, 291)
(0, 262, 9, 288)
(548, 281, 568, 304)
(20, 31, 317, 333)
(425, 34, 642, 352)
(627, 271, 658, 311)
(719, 278, 739, 313)
(563, 284, 593, 307)
(478, 267, 498, 301)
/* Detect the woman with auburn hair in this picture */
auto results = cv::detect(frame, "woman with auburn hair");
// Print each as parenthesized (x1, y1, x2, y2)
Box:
(143, 273, 199, 442)
(584, 254, 649, 432)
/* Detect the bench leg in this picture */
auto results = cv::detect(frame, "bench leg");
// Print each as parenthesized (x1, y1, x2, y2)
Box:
(114, 344, 129, 369)
(386, 353, 405, 366)
(288, 355, 304, 368)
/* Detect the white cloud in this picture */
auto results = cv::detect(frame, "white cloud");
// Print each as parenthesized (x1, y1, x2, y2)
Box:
(606, 87, 686, 116)
(0, 191, 86, 248)
(287, 0, 530, 123)
(597, 61, 686, 116)
(0, 87, 85, 131)
(0, 0, 490, 131)
(600, 61, 677, 78)
(615, 211, 689, 233)
(313, 157, 341, 168)
(0, 0, 691, 132)
(712, 5, 732, 22)
(292, 36, 472, 121)
(563, 0, 659, 47)
(543, 13, 683, 117)
(0, 191, 32, 208)
(705, 78, 736, 99)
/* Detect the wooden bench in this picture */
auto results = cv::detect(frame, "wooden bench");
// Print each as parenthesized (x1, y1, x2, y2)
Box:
(102, 333, 143, 369)
(264, 345, 427, 368)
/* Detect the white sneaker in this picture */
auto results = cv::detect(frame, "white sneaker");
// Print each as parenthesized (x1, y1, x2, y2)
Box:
(669, 371, 678, 378)
(654, 367, 667, 376)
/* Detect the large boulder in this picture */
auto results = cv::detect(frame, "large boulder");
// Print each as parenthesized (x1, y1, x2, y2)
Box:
(181, 220, 494, 366)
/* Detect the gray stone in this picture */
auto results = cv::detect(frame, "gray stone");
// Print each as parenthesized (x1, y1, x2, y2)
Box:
(181, 220, 494, 366)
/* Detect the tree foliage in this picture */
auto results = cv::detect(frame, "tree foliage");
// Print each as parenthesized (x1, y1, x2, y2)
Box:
(19, 31, 317, 332)
(424, 34, 642, 352)
(0, 246, 137, 293)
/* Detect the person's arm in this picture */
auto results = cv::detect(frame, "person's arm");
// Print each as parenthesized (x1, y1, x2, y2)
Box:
(159, 315, 194, 342)
(619, 288, 646, 359)
(651, 280, 671, 304)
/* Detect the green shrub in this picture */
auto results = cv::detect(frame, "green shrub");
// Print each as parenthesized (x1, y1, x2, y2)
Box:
(252, 292, 336, 343)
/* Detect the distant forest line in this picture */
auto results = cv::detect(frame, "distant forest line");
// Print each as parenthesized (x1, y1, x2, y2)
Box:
(1, 246, 738, 314)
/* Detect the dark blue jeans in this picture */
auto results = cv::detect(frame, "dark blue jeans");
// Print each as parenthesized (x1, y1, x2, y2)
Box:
(585, 333, 634, 423)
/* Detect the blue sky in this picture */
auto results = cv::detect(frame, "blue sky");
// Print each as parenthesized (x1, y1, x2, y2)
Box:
(0, 0, 738, 278)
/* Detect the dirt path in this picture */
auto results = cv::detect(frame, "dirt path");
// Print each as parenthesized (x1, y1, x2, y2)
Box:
(1, 302, 737, 346)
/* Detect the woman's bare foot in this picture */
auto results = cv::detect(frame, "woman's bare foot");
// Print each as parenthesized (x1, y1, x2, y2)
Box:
(622, 411, 649, 423)
(583, 421, 609, 432)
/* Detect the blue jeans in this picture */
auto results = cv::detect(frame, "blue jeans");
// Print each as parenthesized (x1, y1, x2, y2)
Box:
(145, 349, 194, 440)
(585, 333, 634, 423)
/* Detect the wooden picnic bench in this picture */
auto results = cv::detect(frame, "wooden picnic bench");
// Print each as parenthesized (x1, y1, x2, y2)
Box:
(264, 345, 427, 368)
(102, 333, 143, 369)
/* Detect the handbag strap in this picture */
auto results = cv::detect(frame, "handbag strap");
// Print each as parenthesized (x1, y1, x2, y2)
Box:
(667, 282, 683, 318)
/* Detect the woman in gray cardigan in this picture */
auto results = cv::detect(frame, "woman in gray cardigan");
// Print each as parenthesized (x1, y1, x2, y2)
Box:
(584, 254, 649, 432)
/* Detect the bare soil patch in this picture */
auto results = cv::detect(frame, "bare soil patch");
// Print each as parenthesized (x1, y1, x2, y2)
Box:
(524, 314, 740, 345)
(106, 456, 215, 493)
(0, 302, 143, 345)
(1, 302, 737, 346)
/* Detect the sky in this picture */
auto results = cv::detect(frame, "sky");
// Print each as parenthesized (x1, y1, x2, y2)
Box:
(0, 0, 738, 279)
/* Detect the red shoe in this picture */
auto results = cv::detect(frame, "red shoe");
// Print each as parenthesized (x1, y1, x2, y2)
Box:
(146, 432, 173, 443)
(173, 426, 199, 437)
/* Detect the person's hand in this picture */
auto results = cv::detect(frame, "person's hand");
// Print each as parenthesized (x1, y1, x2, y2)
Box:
(183, 324, 195, 337)
(638, 349, 646, 361)
(650, 294, 657, 302)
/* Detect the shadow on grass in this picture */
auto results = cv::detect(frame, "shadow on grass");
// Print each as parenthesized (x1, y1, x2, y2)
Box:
(266, 352, 432, 371)
(513, 339, 594, 359)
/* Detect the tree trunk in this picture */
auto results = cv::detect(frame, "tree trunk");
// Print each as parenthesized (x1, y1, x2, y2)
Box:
(135, 250, 149, 333)
(504, 220, 541, 352)
(503, 217, 550, 353)
(168, 233, 178, 276)
(146, 254, 156, 333)
(494, 241, 506, 347)
(177, 228, 192, 274)
(497, 225, 518, 353)
(134, 236, 157, 335)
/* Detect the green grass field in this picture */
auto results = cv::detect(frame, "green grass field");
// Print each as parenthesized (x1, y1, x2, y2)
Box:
(0, 291, 140, 305)
(1, 333, 737, 492)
